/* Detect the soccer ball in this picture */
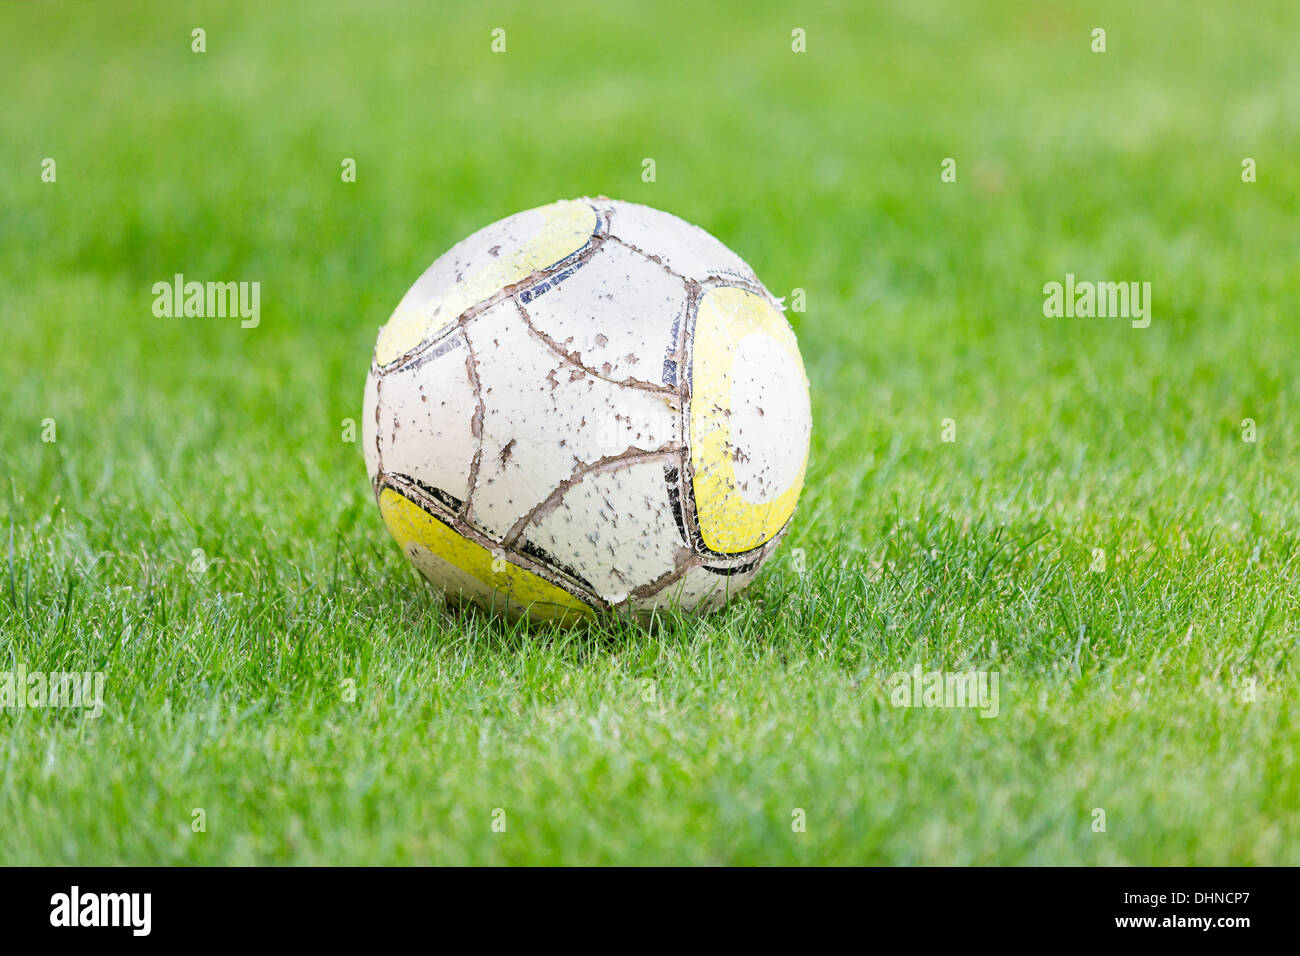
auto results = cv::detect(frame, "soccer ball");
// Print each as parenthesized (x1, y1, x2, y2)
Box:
(362, 197, 811, 623)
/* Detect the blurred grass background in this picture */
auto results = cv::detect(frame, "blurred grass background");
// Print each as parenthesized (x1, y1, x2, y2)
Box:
(1, 0, 1298, 863)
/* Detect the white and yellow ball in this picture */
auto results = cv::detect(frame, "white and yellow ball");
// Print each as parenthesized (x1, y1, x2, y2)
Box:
(362, 197, 811, 623)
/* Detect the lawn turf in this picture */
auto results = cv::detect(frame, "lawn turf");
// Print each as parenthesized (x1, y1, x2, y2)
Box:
(1, 0, 1298, 864)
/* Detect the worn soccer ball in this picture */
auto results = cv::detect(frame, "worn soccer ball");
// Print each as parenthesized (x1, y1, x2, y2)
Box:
(362, 197, 811, 623)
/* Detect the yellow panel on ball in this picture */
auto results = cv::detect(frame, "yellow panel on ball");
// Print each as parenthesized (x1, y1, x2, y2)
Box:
(378, 488, 595, 624)
(374, 199, 599, 366)
(689, 286, 810, 555)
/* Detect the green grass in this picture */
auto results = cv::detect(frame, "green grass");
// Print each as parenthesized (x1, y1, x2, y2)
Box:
(2, 0, 1299, 864)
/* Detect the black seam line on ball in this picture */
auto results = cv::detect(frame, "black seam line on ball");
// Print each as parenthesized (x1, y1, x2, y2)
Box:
(377, 202, 607, 374)
(702, 555, 764, 577)
(372, 372, 386, 483)
(401, 324, 467, 373)
(379, 476, 606, 612)
(518, 539, 599, 595)
(516, 257, 587, 305)
(389, 474, 463, 513)
(674, 283, 703, 551)
(664, 465, 690, 547)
